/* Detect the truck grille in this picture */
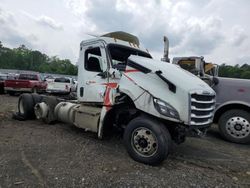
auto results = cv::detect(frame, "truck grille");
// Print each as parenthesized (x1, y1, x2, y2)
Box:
(189, 92, 215, 126)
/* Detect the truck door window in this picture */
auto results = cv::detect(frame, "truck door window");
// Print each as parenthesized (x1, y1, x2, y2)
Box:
(85, 47, 103, 72)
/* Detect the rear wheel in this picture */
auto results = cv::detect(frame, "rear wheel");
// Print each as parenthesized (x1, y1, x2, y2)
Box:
(124, 116, 172, 165)
(31, 93, 43, 104)
(218, 109, 250, 144)
(18, 94, 36, 119)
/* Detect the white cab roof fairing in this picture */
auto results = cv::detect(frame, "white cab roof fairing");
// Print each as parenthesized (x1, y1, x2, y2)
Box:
(101, 31, 140, 46)
(80, 37, 148, 54)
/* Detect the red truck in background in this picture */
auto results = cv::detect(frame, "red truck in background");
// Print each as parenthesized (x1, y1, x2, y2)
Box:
(4, 73, 47, 95)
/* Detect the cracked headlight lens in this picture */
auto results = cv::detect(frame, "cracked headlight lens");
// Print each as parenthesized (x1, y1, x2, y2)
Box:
(153, 98, 180, 120)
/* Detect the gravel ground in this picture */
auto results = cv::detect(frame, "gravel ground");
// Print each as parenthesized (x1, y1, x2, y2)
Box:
(0, 94, 249, 188)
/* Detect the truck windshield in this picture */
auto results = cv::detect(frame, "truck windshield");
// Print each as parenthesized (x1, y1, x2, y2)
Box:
(107, 44, 152, 70)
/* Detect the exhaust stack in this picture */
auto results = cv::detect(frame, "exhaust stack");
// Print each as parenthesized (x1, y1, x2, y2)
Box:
(161, 36, 170, 63)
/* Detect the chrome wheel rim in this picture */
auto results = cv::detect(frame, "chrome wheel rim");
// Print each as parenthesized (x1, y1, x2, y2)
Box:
(226, 116, 250, 138)
(131, 127, 158, 157)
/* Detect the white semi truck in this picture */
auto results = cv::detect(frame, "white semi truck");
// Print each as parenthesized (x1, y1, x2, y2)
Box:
(16, 32, 216, 165)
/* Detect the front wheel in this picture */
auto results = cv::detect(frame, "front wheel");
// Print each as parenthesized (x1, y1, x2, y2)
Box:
(123, 116, 172, 165)
(218, 109, 250, 144)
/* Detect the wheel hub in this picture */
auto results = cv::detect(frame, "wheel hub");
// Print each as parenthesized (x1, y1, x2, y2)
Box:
(131, 127, 158, 157)
(138, 138, 148, 148)
(226, 116, 250, 138)
(234, 124, 242, 131)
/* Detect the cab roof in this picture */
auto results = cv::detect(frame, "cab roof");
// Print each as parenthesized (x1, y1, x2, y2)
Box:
(101, 31, 139, 46)
(80, 31, 147, 52)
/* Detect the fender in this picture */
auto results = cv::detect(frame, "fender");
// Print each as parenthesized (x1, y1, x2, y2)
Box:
(214, 100, 250, 122)
(215, 100, 250, 112)
(97, 86, 143, 139)
(120, 69, 182, 123)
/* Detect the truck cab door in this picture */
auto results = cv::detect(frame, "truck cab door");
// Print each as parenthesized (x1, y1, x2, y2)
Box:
(78, 42, 108, 103)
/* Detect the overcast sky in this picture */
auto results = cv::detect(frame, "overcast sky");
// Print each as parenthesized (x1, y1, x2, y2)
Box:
(0, 0, 250, 65)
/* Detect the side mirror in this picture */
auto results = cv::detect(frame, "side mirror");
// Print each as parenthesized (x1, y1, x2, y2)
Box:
(97, 71, 108, 79)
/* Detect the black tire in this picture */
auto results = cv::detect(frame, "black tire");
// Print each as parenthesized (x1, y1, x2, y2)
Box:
(8, 91, 16, 96)
(31, 93, 44, 104)
(218, 109, 250, 144)
(18, 94, 36, 120)
(123, 116, 172, 165)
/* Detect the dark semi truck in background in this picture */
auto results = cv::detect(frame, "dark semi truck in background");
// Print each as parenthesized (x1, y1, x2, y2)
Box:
(172, 56, 250, 144)
(160, 36, 250, 144)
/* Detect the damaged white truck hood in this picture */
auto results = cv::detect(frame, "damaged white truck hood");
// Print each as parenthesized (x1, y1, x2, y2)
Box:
(118, 55, 215, 124)
(128, 55, 213, 93)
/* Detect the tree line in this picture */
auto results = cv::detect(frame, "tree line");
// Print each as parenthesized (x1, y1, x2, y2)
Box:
(219, 63, 250, 79)
(0, 41, 249, 79)
(0, 41, 77, 75)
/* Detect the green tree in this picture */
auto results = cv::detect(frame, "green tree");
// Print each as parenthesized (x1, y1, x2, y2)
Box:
(0, 43, 77, 75)
(219, 63, 250, 79)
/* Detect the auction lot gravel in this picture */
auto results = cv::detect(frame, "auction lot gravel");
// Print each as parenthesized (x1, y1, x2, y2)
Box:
(0, 95, 249, 188)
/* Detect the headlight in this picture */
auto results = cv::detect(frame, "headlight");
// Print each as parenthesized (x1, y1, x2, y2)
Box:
(153, 98, 180, 120)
